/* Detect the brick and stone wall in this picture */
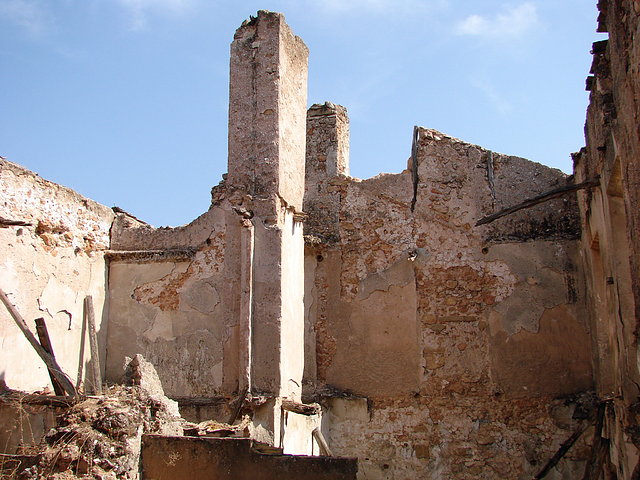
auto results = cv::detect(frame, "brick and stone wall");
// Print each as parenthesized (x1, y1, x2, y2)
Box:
(304, 108, 593, 478)
(573, 0, 640, 477)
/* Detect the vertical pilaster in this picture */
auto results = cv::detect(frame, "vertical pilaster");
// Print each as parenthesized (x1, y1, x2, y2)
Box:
(227, 10, 308, 423)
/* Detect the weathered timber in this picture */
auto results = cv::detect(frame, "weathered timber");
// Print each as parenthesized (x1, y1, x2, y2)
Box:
(475, 177, 600, 226)
(582, 402, 610, 480)
(34, 317, 66, 396)
(0, 216, 32, 227)
(76, 304, 88, 392)
(281, 399, 321, 416)
(0, 287, 76, 396)
(534, 423, 588, 479)
(84, 296, 103, 395)
(312, 427, 333, 457)
(0, 393, 76, 408)
(227, 386, 249, 425)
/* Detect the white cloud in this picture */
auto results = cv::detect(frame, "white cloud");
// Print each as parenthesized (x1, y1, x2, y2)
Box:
(0, 0, 47, 35)
(116, 0, 195, 31)
(472, 77, 513, 115)
(455, 3, 539, 38)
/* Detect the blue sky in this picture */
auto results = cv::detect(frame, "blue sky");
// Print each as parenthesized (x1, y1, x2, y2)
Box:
(1, 0, 604, 227)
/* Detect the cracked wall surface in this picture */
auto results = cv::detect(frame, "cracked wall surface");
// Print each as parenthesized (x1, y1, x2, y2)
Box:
(106, 206, 236, 399)
(304, 114, 593, 479)
(0, 159, 114, 392)
(573, 0, 640, 477)
(4, 4, 638, 478)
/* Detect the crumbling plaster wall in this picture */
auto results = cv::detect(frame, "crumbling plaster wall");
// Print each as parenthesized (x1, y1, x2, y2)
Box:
(0, 159, 114, 392)
(106, 206, 241, 400)
(572, 0, 640, 477)
(304, 113, 593, 478)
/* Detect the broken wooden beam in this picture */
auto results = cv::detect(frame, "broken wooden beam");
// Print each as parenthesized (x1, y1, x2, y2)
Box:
(582, 401, 610, 480)
(534, 423, 588, 479)
(475, 177, 600, 226)
(0, 287, 76, 396)
(312, 427, 333, 456)
(84, 296, 103, 395)
(281, 399, 321, 416)
(76, 302, 88, 392)
(34, 317, 66, 396)
(0, 393, 76, 408)
(0, 216, 32, 228)
(227, 386, 249, 425)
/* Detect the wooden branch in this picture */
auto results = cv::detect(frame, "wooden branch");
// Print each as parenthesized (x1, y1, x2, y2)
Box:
(0, 216, 32, 228)
(76, 304, 88, 392)
(281, 399, 321, 416)
(0, 287, 76, 396)
(84, 296, 102, 395)
(0, 393, 76, 408)
(582, 402, 609, 480)
(475, 177, 600, 226)
(312, 427, 333, 456)
(34, 318, 66, 396)
(534, 423, 588, 479)
(227, 386, 249, 425)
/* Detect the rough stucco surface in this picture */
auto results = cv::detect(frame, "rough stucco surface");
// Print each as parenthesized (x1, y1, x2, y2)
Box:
(106, 207, 235, 398)
(0, 159, 114, 392)
(304, 120, 593, 478)
(572, 1, 640, 477)
(7, 6, 637, 478)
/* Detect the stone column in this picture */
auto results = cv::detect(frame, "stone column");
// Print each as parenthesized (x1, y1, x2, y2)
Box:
(227, 11, 308, 446)
(304, 102, 350, 243)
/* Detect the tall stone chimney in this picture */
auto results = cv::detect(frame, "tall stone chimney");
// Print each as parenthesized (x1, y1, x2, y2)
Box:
(227, 10, 309, 447)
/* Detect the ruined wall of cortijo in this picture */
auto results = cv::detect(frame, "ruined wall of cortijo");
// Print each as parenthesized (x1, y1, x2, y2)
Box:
(106, 207, 237, 403)
(5, 3, 640, 478)
(106, 11, 318, 454)
(304, 104, 594, 479)
(573, 0, 640, 477)
(0, 159, 114, 392)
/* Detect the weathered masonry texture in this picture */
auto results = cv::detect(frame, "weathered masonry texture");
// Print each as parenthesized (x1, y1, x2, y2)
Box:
(572, 0, 640, 477)
(1, 3, 639, 479)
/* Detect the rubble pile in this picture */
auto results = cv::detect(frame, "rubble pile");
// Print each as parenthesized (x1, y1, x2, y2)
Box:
(0, 355, 187, 479)
(12, 385, 182, 480)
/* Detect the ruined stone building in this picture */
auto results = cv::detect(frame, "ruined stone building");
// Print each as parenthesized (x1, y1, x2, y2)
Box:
(1, 1, 639, 478)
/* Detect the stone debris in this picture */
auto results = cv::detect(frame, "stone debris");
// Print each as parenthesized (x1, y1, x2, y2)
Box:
(1, 385, 182, 480)
(0, 355, 187, 480)
(183, 415, 251, 438)
(122, 354, 179, 418)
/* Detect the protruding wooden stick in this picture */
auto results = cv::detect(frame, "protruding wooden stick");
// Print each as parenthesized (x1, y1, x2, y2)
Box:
(0, 287, 75, 396)
(34, 317, 66, 396)
(475, 177, 600, 226)
(312, 427, 333, 457)
(282, 399, 321, 416)
(76, 305, 88, 392)
(84, 296, 103, 395)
